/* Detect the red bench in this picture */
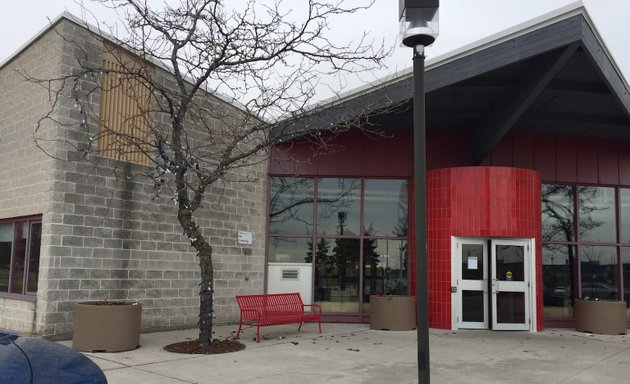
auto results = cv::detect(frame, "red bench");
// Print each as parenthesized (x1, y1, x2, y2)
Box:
(235, 292, 322, 343)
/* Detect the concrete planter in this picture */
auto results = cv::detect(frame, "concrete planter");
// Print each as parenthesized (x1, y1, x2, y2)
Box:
(575, 299, 626, 335)
(72, 301, 142, 352)
(369, 295, 416, 331)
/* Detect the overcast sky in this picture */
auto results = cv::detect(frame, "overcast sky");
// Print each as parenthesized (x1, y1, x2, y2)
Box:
(1, 0, 628, 98)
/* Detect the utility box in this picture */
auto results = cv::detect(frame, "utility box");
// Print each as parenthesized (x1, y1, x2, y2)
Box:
(267, 263, 313, 305)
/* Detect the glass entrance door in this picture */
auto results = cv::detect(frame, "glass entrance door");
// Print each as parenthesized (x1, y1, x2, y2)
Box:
(491, 240, 530, 331)
(455, 238, 532, 331)
(457, 240, 488, 329)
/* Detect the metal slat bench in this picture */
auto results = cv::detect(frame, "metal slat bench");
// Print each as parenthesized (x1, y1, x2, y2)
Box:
(235, 292, 322, 343)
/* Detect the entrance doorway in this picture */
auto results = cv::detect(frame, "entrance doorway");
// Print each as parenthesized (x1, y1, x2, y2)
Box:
(452, 237, 536, 331)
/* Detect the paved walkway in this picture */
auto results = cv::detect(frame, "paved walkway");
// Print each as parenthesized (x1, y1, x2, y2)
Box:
(61, 324, 630, 383)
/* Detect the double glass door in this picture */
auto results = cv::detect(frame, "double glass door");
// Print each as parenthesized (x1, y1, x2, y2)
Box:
(457, 238, 531, 331)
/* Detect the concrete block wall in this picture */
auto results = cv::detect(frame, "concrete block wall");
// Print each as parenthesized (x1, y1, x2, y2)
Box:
(0, 24, 62, 333)
(32, 19, 267, 339)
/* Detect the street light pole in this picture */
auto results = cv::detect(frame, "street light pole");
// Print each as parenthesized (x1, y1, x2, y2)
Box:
(412, 43, 430, 383)
(399, 1, 439, 383)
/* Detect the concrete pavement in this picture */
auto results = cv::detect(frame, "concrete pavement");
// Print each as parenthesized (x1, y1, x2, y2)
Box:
(61, 324, 630, 383)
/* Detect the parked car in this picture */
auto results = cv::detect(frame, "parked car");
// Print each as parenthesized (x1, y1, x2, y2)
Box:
(0, 332, 107, 384)
(581, 282, 616, 300)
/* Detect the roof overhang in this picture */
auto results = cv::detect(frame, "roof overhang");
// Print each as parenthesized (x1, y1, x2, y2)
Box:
(272, 3, 630, 164)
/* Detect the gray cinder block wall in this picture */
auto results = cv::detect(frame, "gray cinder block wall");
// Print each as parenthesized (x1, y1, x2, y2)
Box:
(0, 16, 267, 339)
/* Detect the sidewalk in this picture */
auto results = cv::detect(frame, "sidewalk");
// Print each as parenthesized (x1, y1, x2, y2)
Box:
(62, 324, 630, 383)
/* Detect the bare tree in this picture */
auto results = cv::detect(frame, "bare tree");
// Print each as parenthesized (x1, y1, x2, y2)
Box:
(26, 0, 389, 347)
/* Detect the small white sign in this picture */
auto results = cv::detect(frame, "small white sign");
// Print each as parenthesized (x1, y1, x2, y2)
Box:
(467, 256, 478, 270)
(237, 231, 253, 245)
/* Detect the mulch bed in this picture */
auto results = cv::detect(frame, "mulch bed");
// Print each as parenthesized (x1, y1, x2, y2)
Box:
(163, 339, 246, 354)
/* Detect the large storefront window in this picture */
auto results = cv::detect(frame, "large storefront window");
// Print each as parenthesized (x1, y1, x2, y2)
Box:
(542, 184, 630, 320)
(268, 177, 409, 317)
(0, 216, 41, 297)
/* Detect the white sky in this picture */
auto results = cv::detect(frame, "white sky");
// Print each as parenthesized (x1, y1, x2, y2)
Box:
(1, 0, 629, 99)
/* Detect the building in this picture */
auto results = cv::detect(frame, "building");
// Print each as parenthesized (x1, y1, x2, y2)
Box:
(0, 13, 267, 338)
(265, 4, 630, 331)
(1, 3, 629, 338)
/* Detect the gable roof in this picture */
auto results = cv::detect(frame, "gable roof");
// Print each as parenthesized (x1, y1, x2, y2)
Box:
(273, 2, 630, 164)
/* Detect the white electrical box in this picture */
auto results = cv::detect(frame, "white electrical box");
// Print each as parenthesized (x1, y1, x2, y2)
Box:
(267, 262, 313, 305)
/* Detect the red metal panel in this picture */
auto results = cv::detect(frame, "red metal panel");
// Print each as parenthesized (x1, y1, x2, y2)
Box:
(577, 139, 598, 184)
(386, 131, 413, 177)
(513, 133, 535, 169)
(620, 144, 630, 186)
(556, 136, 577, 183)
(338, 132, 363, 176)
(362, 135, 387, 177)
(598, 139, 619, 185)
(534, 135, 556, 181)
(427, 131, 471, 169)
(491, 134, 513, 166)
(316, 151, 340, 176)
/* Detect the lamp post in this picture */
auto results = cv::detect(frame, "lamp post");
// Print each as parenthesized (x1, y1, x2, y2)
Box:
(399, 1, 439, 383)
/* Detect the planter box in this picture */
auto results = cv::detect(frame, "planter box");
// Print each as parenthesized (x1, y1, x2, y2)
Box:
(369, 295, 416, 331)
(72, 301, 142, 352)
(575, 299, 626, 335)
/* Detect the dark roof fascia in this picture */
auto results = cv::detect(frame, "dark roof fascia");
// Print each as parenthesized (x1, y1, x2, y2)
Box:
(579, 19, 630, 121)
(272, 13, 630, 140)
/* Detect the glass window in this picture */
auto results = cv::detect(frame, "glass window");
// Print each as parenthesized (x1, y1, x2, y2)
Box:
(0, 223, 14, 292)
(363, 239, 408, 302)
(27, 222, 42, 292)
(314, 238, 360, 313)
(621, 189, 630, 244)
(269, 177, 314, 235)
(268, 237, 311, 263)
(542, 244, 574, 318)
(542, 184, 575, 242)
(580, 245, 617, 300)
(622, 248, 630, 308)
(363, 180, 408, 237)
(316, 178, 360, 236)
(0, 217, 41, 296)
(579, 186, 615, 243)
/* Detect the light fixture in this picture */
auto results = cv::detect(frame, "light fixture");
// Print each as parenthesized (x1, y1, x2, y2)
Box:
(399, 0, 439, 48)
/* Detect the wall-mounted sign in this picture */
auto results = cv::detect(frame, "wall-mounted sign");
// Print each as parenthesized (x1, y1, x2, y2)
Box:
(467, 256, 478, 270)
(237, 231, 253, 245)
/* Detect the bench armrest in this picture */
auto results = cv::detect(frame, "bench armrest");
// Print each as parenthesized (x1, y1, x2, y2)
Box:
(303, 304, 322, 313)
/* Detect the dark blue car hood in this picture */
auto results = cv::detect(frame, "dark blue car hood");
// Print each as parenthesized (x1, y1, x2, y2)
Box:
(0, 333, 107, 384)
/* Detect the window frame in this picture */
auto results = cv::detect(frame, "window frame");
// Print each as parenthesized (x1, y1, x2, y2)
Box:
(0, 215, 42, 301)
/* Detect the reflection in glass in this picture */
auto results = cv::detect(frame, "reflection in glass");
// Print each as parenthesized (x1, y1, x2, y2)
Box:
(622, 248, 630, 310)
(542, 184, 574, 242)
(0, 223, 13, 292)
(268, 237, 310, 263)
(580, 245, 617, 300)
(495, 245, 524, 281)
(462, 244, 483, 280)
(621, 189, 630, 244)
(27, 222, 41, 292)
(542, 245, 574, 318)
(363, 239, 408, 309)
(314, 238, 360, 313)
(363, 180, 408, 237)
(317, 178, 361, 236)
(462, 291, 485, 322)
(9, 222, 27, 294)
(496, 292, 526, 324)
(269, 177, 314, 235)
(579, 186, 615, 243)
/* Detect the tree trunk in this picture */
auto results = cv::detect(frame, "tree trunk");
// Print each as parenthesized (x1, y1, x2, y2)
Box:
(177, 207, 214, 347)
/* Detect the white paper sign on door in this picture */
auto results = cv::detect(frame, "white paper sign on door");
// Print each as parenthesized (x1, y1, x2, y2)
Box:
(467, 256, 478, 270)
